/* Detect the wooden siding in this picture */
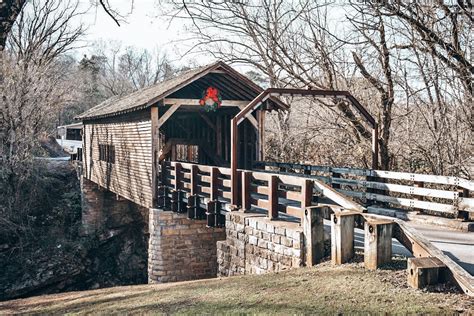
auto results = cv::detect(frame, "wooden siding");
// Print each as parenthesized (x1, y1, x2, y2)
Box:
(83, 120, 153, 208)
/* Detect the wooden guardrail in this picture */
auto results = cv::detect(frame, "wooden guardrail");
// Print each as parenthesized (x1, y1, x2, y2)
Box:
(255, 161, 474, 219)
(158, 161, 366, 222)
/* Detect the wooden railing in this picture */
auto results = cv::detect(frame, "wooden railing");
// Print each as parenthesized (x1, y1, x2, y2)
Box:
(156, 160, 474, 296)
(157, 161, 370, 225)
(255, 161, 474, 219)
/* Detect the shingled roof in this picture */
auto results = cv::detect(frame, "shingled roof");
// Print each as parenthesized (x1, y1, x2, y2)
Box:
(76, 61, 285, 120)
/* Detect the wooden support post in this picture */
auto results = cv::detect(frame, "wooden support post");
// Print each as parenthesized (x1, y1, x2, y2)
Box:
(190, 165, 197, 196)
(161, 186, 169, 210)
(187, 195, 197, 219)
(257, 109, 265, 161)
(242, 171, 252, 212)
(303, 165, 311, 175)
(407, 257, 447, 289)
(364, 219, 393, 270)
(216, 116, 222, 158)
(303, 206, 325, 266)
(170, 190, 178, 212)
(210, 167, 219, 201)
(456, 188, 470, 220)
(301, 179, 313, 211)
(206, 200, 216, 227)
(331, 172, 341, 189)
(331, 212, 355, 265)
(414, 181, 424, 201)
(268, 175, 279, 220)
(230, 119, 238, 207)
(174, 162, 181, 191)
(151, 106, 160, 207)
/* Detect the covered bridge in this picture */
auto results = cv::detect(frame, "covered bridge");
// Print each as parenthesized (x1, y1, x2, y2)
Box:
(76, 61, 286, 209)
(76, 61, 474, 295)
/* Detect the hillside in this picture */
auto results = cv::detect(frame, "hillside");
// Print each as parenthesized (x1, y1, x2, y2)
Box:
(1, 261, 472, 314)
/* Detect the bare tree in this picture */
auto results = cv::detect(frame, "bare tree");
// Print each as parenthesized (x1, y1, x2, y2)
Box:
(163, 0, 378, 167)
(347, 2, 396, 170)
(7, 0, 86, 65)
(161, 0, 471, 175)
(1, 0, 86, 162)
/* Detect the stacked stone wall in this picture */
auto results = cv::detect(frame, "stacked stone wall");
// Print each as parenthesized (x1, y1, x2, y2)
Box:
(81, 177, 148, 235)
(217, 212, 304, 276)
(148, 209, 226, 283)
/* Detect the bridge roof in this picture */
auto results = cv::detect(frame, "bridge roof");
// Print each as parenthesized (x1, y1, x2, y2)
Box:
(76, 61, 287, 121)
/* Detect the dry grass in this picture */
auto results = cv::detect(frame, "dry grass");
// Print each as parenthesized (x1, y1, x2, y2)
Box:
(1, 261, 472, 315)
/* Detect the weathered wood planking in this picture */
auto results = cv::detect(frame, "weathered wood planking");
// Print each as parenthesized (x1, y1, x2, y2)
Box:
(83, 120, 153, 208)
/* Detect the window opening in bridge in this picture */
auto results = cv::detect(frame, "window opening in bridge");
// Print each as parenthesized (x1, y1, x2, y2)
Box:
(99, 144, 115, 164)
(176, 144, 198, 163)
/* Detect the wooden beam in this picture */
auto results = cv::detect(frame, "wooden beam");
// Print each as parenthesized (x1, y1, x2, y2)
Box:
(199, 113, 217, 132)
(230, 118, 238, 206)
(392, 218, 474, 296)
(313, 179, 366, 213)
(238, 105, 259, 129)
(151, 106, 160, 206)
(216, 116, 222, 158)
(258, 110, 265, 161)
(164, 98, 249, 107)
(157, 102, 181, 128)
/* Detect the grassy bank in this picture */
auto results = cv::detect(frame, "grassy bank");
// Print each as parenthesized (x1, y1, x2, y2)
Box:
(1, 261, 472, 314)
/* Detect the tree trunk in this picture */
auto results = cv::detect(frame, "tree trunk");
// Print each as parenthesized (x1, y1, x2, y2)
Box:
(0, 0, 25, 50)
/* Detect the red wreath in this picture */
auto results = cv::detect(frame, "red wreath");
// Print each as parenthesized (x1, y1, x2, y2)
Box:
(199, 86, 222, 111)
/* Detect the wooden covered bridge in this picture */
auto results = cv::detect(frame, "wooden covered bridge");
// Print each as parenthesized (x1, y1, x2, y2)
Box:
(76, 61, 474, 296)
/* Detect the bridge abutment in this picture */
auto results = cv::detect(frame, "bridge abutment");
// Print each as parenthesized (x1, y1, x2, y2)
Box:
(148, 209, 226, 283)
(217, 212, 307, 276)
(81, 177, 148, 235)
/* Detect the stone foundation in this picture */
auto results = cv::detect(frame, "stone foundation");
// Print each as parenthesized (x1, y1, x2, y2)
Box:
(217, 212, 304, 276)
(80, 177, 148, 235)
(148, 209, 226, 283)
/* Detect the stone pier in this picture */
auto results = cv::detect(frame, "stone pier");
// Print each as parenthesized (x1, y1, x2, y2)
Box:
(148, 209, 226, 283)
(80, 177, 148, 235)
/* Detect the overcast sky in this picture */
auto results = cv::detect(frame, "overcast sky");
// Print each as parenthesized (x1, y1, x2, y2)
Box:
(76, 1, 349, 69)
(79, 0, 197, 64)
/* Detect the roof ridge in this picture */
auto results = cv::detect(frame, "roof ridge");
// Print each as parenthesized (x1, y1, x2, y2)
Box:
(75, 61, 264, 120)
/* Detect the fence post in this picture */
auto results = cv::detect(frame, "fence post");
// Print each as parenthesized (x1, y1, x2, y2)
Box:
(331, 172, 341, 189)
(331, 212, 355, 265)
(303, 206, 325, 266)
(364, 219, 393, 270)
(174, 162, 181, 191)
(301, 179, 313, 211)
(190, 165, 197, 196)
(206, 200, 216, 227)
(457, 188, 470, 220)
(242, 171, 252, 212)
(210, 167, 219, 201)
(268, 175, 278, 219)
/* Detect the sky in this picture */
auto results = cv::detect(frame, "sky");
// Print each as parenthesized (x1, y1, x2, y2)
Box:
(76, 1, 349, 69)
(78, 0, 195, 64)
